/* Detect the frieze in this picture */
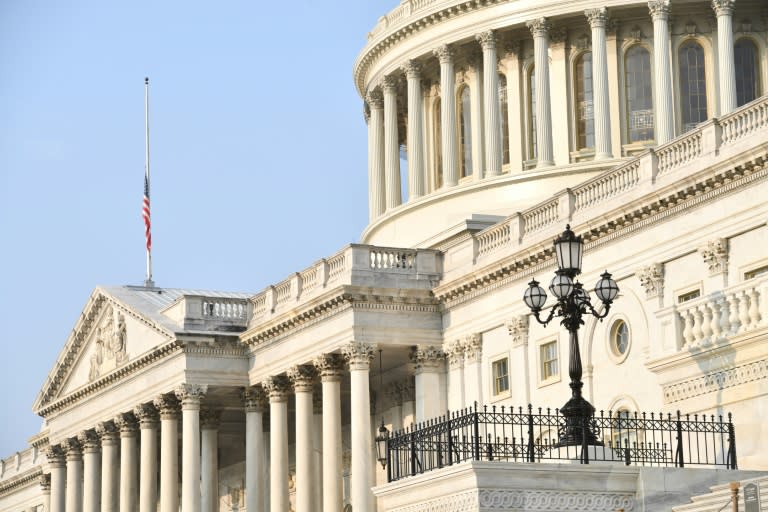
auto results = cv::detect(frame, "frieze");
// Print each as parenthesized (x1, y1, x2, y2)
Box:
(478, 489, 635, 510)
(663, 358, 768, 403)
(88, 304, 129, 382)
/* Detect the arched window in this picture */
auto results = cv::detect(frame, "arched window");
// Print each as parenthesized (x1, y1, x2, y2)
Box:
(528, 66, 538, 160)
(735, 38, 759, 107)
(458, 86, 473, 178)
(575, 51, 595, 150)
(679, 40, 708, 132)
(499, 73, 510, 165)
(625, 45, 654, 143)
(434, 98, 443, 189)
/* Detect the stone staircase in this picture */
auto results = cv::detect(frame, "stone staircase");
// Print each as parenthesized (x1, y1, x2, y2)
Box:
(672, 476, 768, 512)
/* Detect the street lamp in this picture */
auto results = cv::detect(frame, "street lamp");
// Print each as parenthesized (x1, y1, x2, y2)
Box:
(523, 225, 619, 446)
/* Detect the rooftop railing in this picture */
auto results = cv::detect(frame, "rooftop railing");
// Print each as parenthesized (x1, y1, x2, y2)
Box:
(386, 403, 737, 482)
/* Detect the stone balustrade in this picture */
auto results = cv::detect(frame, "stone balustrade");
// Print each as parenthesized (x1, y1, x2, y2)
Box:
(0, 446, 42, 481)
(161, 295, 251, 331)
(249, 244, 441, 325)
(721, 95, 768, 145)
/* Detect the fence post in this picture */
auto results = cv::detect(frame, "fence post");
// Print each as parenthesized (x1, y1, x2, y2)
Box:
(410, 433, 417, 476)
(473, 408, 481, 461)
(727, 413, 738, 469)
(581, 415, 590, 464)
(386, 436, 392, 482)
(675, 410, 684, 467)
(447, 413, 454, 466)
(624, 439, 631, 466)
(527, 404, 535, 463)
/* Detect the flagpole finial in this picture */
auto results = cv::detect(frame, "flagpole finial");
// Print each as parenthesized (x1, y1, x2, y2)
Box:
(145, 77, 149, 84)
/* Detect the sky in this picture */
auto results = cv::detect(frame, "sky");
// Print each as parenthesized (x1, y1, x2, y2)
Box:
(0, 0, 398, 457)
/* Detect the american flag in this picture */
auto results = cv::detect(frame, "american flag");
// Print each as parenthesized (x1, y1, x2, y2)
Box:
(142, 172, 151, 251)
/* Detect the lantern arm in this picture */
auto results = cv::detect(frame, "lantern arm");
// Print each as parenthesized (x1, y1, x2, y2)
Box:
(530, 302, 559, 327)
(583, 299, 611, 321)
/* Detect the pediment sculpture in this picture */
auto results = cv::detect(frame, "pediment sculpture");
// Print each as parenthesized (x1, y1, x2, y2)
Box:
(88, 305, 128, 382)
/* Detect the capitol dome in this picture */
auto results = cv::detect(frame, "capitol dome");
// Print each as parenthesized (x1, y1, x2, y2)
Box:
(355, 0, 765, 247)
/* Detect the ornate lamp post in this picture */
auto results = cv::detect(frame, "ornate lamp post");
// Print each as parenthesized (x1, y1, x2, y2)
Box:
(523, 225, 619, 446)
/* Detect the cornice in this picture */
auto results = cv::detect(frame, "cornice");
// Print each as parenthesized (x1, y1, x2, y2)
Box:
(0, 467, 43, 497)
(36, 341, 182, 418)
(663, 358, 768, 404)
(435, 152, 768, 308)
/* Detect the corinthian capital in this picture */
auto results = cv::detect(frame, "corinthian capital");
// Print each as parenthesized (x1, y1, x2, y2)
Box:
(410, 345, 445, 373)
(288, 364, 317, 393)
(648, 0, 670, 20)
(506, 315, 530, 347)
(62, 438, 82, 459)
(77, 430, 100, 453)
(262, 375, 291, 402)
(698, 238, 728, 276)
(95, 420, 119, 443)
(443, 339, 465, 369)
(401, 60, 422, 79)
(366, 89, 384, 110)
(342, 341, 375, 370)
(380, 75, 398, 93)
(475, 30, 497, 50)
(44, 445, 65, 466)
(526, 18, 551, 38)
(175, 383, 208, 409)
(711, 0, 735, 17)
(153, 393, 181, 420)
(134, 403, 159, 427)
(585, 8, 609, 28)
(433, 44, 454, 64)
(637, 263, 664, 299)
(313, 353, 345, 381)
(114, 412, 138, 434)
(462, 333, 483, 363)
(243, 385, 267, 412)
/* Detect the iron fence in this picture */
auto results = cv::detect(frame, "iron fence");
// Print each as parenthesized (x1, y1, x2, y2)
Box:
(386, 404, 737, 482)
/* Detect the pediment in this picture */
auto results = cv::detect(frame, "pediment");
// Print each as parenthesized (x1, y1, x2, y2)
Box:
(33, 287, 175, 414)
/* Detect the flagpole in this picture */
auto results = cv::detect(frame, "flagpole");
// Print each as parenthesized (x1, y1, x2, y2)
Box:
(144, 77, 155, 287)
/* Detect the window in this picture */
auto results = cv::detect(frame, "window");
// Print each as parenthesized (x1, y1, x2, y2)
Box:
(679, 40, 708, 132)
(678, 289, 701, 303)
(609, 319, 630, 363)
(492, 357, 509, 396)
(625, 45, 654, 142)
(744, 264, 768, 280)
(575, 52, 595, 150)
(499, 73, 510, 165)
(434, 97, 443, 189)
(528, 66, 538, 160)
(540, 341, 558, 381)
(735, 38, 759, 107)
(458, 86, 473, 178)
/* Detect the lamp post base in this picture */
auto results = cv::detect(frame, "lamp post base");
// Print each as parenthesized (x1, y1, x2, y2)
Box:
(554, 395, 603, 447)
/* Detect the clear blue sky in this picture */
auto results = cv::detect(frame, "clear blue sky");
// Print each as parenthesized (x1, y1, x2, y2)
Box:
(0, 0, 396, 456)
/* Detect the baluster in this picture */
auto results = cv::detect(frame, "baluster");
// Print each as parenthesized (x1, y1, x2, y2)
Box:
(691, 307, 704, 345)
(738, 290, 751, 333)
(748, 288, 760, 328)
(700, 304, 713, 345)
(728, 293, 740, 334)
(682, 309, 694, 347)
(710, 298, 722, 342)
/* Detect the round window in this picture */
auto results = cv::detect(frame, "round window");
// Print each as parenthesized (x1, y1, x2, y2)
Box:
(610, 320, 630, 361)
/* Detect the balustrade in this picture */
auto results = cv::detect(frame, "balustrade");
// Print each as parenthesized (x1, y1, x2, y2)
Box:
(656, 131, 703, 176)
(721, 96, 768, 145)
(522, 199, 559, 236)
(573, 160, 641, 212)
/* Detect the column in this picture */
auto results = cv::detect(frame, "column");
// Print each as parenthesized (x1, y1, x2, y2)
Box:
(504, 42, 524, 173)
(605, 20, 623, 155)
(549, 28, 570, 166)
(477, 30, 502, 177)
(78, 430, 101, 512)
(713, 0, 737, 114)
(400, 380, 416, 428)
(381, 75, 402, 209)
(342, 342, 375, 512)
(312, 388, 323, 510)
(176, 384, 208, 512)
(385, 383, 404, 432)
(411, 346, 445, 422)
(366, 90, 386, 220)
(586, 8, 614, 159)
(40, 474, 51, 512)
(45, 446, 65, 512)
(262, 376, 291, 512)
(114, 412, 139, 511)
(153, 394, 180, 512)
(288, 365, 317, 512)
(507, 316, 532, 403)
(134, 403, 159, 512)
(95, 421, 119, 512)
(433, 44, 458, 187)
(526, 18, 555, 167)
(443, 340, 465, 412)
(649, 0, 674, 143)
(468, 52, 485, 180)
(244, 387, 267, 512)
(402, 60, 425, 199)
(63, 439, 83, 512)
(462, 334, 483, 407)
(313, 354, 344, 512)
(201, 409, 221, 512)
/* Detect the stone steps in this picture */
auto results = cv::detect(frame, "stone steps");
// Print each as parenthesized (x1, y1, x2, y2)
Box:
(672, 476, 768, 512)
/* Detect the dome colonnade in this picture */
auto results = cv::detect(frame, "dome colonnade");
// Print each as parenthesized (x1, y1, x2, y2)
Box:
(358, 0, 755, 227)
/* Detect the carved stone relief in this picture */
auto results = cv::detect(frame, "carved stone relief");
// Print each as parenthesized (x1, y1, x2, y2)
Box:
(88, 304, 128, 382)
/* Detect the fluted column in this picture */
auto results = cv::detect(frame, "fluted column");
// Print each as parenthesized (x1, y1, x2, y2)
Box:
(411, 346, 445, 422)
(201, 409, 221, 512)
(176, 384, 207, 512)
(403, 60, 425, 199)
(63, 439, 83, 512)
(288, 365, 317, 512)
(135, 403, 159, 512)
(443, 341, 465, 412)
(434, 44, 458, 186)
(342, 342, 375, 512)
(586, 8, 613, 159)
(381, 75, 402, 209)
(46, 446, 66, 512)
(527, 18, 555, 167)
(153, 394, 180, 512)
(366, 90, 386, 220)
(263, 376, 291, 512)
(649, 0, 674, 143)
(313, 354, 344, 512)
(78, 430, 101, 512)
(713, 0, 737, 114)
(115, 412, 139, 512)
(477, 30, 502, 177)
(40, 474, 52, 512)
(95, 421, 119, 512)
(244, 387, 267, 512)
(468, 53, 485, 180)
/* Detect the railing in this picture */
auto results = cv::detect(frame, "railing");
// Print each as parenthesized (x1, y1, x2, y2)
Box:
(656, 130, 703, 176)
(370, 248, 416, 270)
(476, 222, 511, 259)
(386, 404, 737, 482)
(721, 96, 768, 145)
(201, 299, 248, 320)
(573, 159, 641, 212)
(522, 198, 559, 236)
